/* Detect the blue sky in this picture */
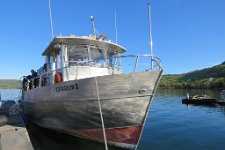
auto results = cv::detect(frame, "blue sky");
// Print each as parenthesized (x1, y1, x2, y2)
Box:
(0, 0, 224, 79)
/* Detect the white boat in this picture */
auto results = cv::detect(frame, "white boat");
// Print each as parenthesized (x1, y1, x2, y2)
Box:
(21, 4, 162, 148)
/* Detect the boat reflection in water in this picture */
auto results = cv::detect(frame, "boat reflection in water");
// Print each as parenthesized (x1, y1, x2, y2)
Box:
(26, 121, 123, 150)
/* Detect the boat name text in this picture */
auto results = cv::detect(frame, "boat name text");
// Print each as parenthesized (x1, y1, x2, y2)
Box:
(55, 84, 79, 92)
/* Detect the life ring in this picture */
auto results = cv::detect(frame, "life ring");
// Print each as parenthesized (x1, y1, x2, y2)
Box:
(54, 72, 63, 83)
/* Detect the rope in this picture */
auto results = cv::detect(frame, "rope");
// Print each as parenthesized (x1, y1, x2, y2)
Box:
(94, 77, 108, 150)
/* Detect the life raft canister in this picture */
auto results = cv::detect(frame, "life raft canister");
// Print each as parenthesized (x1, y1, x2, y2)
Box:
(54, 72, 63, 83)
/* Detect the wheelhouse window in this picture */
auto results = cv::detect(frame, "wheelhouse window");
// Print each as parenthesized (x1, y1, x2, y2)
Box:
(65, 45, 119, 69)
(49, 54, 54, 70)
(67, 45, 88, 66)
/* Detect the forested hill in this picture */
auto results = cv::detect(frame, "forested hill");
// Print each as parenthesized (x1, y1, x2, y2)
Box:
(159, 61, 225, 89)
(0, 79, 21, 89)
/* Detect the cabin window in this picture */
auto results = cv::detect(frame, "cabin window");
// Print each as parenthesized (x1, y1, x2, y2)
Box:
(88, 48, 103, 66)
(49, 55, 54, 70)
(64, 45, 119, 69)
(56, 50, 62, 69)
(67, 46, 88, 66)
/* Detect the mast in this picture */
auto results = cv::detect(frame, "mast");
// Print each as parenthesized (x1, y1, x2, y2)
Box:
(90, 16, 97, 37)
(148, 0, 154, 70)
(48, 0, 54, 39)
(115, 11, 118, 44)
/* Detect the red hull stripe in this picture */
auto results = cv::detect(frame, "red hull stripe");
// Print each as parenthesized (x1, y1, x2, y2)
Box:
(75, 125, 143, 144)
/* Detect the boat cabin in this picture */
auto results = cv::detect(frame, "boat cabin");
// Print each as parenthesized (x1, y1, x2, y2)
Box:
(38, 36, 126, 86)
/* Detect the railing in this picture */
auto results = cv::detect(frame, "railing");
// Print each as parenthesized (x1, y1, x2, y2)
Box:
(21, 54, 162, 91)
(119, 54, 162, 73)
(64, 54, 162, 72)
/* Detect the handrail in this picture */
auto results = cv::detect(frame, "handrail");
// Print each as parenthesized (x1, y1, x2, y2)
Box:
(64, 54, 162, 70)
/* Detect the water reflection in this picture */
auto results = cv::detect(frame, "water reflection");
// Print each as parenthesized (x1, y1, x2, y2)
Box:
(26, 122, 122, 150)
(157, 89, 222, 99)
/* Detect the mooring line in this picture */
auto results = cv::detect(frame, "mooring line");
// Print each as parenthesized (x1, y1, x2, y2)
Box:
(94, 76, 108, 150)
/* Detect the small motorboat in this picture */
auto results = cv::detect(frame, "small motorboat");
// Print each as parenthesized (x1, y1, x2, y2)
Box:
(182, 94, 217, 105)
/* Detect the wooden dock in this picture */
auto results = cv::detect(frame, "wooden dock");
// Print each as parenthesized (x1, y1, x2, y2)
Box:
(0, 114, 34, 150)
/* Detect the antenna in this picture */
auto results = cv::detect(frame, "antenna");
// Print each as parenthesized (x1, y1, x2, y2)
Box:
(148, 0, 154, 70)
(48, 0, 54, 39)
(115, 11, 118, 44)
(90, 16, 97, 37)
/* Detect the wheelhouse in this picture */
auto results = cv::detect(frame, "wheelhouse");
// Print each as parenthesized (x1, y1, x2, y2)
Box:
(38, 36, 126, 85)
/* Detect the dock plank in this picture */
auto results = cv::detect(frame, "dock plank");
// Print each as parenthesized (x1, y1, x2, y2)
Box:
(0, 114, 34, 150)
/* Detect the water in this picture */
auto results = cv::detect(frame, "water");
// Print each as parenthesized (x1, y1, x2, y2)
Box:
(1, 89, 225, 150)
(0, 89, 21, 101)
(138, 89, 225, 150)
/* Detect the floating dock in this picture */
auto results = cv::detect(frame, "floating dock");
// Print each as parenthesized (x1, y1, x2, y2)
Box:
(182, 98, 225, 105)
(0, 114, 34, 150)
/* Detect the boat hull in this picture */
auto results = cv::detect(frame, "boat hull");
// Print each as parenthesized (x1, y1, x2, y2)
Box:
(21, 71, 162, 149)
